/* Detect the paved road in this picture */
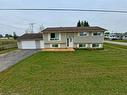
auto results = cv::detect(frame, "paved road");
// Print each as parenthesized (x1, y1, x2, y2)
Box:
(104, 41, 127, 46)
(0, 50, 38, 72)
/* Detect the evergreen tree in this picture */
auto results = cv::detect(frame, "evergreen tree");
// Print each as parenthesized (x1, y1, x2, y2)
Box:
(77, 20, 90, 27)
(0, 34, 3, 38)
(77, 20, 81, 27)
(81, 21, 84, 27)
(84, 21, 90, 27)
(13, 32, 18, 39)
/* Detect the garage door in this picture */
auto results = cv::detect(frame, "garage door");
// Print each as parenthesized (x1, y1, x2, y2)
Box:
(21, 41, 36, 49)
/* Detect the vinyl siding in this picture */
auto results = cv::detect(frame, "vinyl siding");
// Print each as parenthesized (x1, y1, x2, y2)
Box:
(17, 41, 22, 49)
(74, 32, 104, 43)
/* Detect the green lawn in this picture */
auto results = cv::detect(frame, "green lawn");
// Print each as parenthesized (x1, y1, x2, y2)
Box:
(0, 44, 127, 95)
(112, 40, 127, 43)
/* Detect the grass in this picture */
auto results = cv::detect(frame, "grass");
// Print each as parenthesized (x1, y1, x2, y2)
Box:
(0, 43, 127, 95)
(0, 39, 17, 53)
(0, 48, 17, 54)
(112, 40, 127, 43)
(0, 39, 17, 45)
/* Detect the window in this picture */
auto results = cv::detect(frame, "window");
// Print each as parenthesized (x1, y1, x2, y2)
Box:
(80, 32, 88, 36)
(93, 32, 102, 36)
(50, 33, 59, 40)
(79, 43, 87, 48)
(52, 44, 59, 48)
(92, 43, 100, 48)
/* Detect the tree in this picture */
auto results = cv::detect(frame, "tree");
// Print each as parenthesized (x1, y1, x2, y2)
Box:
(13, 32, 18, 39)
(81, 21, 84, 27)
(5, 34, 12, 39)
(77, 20, 90, 27)
(84, 21, 89, 27)
(0, 34, 3, 38)
(77, 20, 81, 27)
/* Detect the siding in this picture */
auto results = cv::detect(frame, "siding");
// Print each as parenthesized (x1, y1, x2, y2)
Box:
(74, 32, 104, 43)
(17, 41, 22, 49)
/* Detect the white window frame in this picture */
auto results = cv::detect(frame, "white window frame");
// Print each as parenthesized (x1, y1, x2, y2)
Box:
(50, 44, 60, 48)
(79, 32, 88, 36)
(92, 32, 102, 36)
(50, 33, 60, 41)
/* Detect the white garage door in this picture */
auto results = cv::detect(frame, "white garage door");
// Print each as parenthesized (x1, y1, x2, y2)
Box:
(21, 41, 36, 49)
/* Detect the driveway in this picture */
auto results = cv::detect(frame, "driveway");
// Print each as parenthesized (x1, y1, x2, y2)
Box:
(104, 41, 127, 46)
(0, 50, 38, 72)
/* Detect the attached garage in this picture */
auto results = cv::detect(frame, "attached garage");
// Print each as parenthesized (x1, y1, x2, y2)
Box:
(21, 40, 36, 49)
(17, 33, 44, 49)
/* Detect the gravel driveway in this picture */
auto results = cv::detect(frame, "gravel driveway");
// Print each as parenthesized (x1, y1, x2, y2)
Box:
(0, 50, 38, 72)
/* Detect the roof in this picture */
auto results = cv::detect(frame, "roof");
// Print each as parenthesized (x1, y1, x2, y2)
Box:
(42, 26, 107, 33)
(17, 33, 43, 41)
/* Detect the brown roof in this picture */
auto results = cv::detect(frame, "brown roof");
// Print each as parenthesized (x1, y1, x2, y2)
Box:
(42, 26, 107, 33)
(17, 33, 43, 40)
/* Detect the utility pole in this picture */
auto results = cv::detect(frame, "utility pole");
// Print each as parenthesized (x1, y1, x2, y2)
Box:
(39, 24, 45, 32)
(29, 23, 35, 33)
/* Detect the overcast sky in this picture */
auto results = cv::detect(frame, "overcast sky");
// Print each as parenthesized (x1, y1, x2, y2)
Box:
(0, 0, 127, 35)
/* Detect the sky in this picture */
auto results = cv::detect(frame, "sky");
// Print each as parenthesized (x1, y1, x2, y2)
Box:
(0, 0, 127, 35)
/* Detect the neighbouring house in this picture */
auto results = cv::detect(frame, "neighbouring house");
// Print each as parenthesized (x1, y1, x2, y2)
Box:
(17, 26, 107, 50)
(109, 33, 123, 40)
(122, 32, 127, 40)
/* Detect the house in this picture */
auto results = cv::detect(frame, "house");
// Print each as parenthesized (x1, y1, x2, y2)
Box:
(109, 33, 123, 40)
(17, 26, 107, 50)
(122, 32, 127, 40)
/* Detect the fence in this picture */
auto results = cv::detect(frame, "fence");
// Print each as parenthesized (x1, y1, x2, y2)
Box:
(0, 44, 17, 51)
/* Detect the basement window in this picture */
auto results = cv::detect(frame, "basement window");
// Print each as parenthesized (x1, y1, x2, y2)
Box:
(79, 43, 87, 48)
(52, 44, 59, 48)
(92, 43, 100, 48)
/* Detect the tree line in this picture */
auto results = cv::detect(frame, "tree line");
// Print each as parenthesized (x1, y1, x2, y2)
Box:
(0, 32, 18, 40)
(77, 20, 90, 27)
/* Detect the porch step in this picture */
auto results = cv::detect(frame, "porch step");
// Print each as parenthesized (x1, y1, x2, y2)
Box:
(42, 48, 75, 51)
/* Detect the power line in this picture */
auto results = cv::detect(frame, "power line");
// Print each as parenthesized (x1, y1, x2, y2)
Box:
(0, 8, 127, 14)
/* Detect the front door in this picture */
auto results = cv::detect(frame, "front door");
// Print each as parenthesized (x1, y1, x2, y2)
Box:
(67, 37, 73, 48)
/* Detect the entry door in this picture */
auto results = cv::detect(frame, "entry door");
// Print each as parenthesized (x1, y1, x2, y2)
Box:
(67, 37, 73, 47)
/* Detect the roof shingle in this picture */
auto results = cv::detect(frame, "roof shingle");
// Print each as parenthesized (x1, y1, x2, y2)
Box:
(42, 26, 107, 33)
(17, 33, 43, 40)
